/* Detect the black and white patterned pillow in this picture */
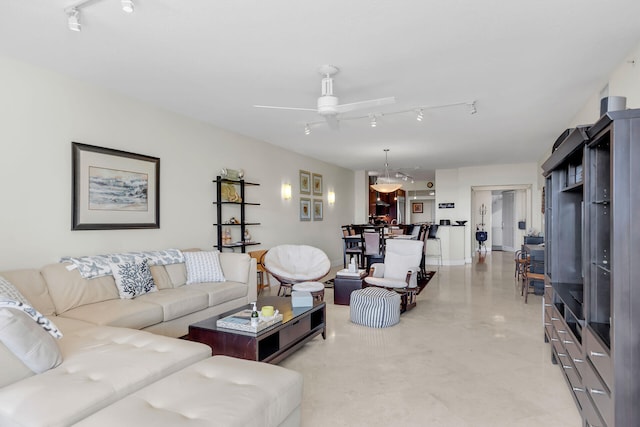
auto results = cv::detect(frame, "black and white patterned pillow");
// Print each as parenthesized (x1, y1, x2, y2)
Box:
(109, 257, 158, 299)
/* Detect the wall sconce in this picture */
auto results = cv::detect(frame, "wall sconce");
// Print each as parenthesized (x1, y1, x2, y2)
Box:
(328, 191, 336, 205)
(281, 183, 292, 200)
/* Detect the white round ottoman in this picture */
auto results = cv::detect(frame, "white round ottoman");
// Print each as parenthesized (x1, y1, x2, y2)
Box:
(350, 287, 401, 328)
(291, 281, 325, 301)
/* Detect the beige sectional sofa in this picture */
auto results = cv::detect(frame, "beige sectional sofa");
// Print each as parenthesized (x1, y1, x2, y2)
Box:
(0, 251, 303, 427)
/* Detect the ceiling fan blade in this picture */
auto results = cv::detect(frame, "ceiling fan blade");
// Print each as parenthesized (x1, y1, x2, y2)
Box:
(325, 115, 340, 130)
(253, 105, 317, 112)
(334, 96, 396, 114)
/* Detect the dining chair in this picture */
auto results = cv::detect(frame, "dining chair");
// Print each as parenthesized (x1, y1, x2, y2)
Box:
(522, 256, 544, 303)
(363, 228, 384, 269)
(248, 249, 270, 295)
(426, 224, 442, 269)
(342, 226, 364, 268)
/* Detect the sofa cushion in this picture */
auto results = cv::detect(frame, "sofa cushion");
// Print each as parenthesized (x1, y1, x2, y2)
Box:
(136, 288, 209, 322)
(164, 262, 188, 287)
(41, 263, 119, 315)
(184, 250, 226, 284)
(0, 323, 211, 427)
(188, 281, 249, 307)
(0, 269, 57, 316)
(109, 258, 158, 299)
(149, 264, 174, 290)
(74, 356, 303, 427)
(0, 270, 57, 316)
(0, 342, 34, 387)
(219, 252, 251, 284)
(0, 307, 62, 374)
(60, 299, 163, 329)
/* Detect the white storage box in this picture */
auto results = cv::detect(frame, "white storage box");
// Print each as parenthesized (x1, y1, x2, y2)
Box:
(291, 291, 313, 307)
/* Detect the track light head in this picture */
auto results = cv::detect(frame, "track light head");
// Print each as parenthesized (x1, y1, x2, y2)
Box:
(121, 0, 134, 13)
(469, 101, 477, 115)
(67, 8, 81, 32)
(370, 115, 377, 128)
(304, 124, 311, 135)
(416, 109, 424, 121)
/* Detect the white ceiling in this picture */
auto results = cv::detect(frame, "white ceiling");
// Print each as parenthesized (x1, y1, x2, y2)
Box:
(2, 1, 640, 181)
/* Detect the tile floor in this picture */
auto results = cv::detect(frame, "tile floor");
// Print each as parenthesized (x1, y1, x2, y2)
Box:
(275, 251, 582, 427)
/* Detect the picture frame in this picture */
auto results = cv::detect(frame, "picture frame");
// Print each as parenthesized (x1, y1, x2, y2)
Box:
(299, 170, 311, 195)
(412, 202, 423, 213)
(72, 142, 160, 230)
(300, 198, 311, 221)
(312, 173, 323, 196)
(313, 199, 323, 221)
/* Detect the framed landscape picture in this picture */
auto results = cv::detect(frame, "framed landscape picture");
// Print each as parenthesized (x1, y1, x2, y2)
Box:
(72, 142, 160, 230)
(412, 202, 423, 213)
(313, 199, 323, 221)
(300, 198, 311, 221)
(312, 173, 323, 196)
(299, 170, 311, 195)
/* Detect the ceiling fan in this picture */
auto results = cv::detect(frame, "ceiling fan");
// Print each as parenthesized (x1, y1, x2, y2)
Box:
(254, 65, 396, 130)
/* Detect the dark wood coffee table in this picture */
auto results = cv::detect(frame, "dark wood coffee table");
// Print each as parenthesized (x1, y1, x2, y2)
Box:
(186, 296, 326, 364)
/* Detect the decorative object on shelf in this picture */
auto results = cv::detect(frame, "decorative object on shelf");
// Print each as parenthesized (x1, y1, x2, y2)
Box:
(313, 199, 323, 221)
(412, 202, 423, 213)
(219, 168, 244, 180)
(312, 173, 323, 196)
(221, 183, 242, 202)
(370, 149, 402, 193)
(299, 170, 311, 195)
(71, 142, 160, 230)
(225, 217, 240, 224)
(300, 198, 311, 221)
(243, 229, 252, 242)
(223, 228, 232, 245)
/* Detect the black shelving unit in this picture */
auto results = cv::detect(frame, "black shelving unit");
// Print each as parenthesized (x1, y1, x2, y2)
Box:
(213, 176, 260, 253)
(542, 110, 640, 426)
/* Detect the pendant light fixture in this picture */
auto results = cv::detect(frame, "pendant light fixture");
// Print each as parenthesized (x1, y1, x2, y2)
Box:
(370, 149, 402, 193)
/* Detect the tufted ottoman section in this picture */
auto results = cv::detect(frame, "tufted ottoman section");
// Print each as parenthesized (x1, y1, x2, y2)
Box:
(75, 355, 303, 427)
(350, 287, 401, 328)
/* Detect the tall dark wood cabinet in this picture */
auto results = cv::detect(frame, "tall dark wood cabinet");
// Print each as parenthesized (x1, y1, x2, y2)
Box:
(542, 109, 640, 426)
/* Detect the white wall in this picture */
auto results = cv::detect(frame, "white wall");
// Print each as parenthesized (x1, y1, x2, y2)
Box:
(0, 56, 355, 270)
(436, 163, 541, 261)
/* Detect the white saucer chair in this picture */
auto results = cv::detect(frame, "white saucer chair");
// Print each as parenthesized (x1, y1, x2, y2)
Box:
(363, 239, 424, 312)
(263, 244, 331, 297)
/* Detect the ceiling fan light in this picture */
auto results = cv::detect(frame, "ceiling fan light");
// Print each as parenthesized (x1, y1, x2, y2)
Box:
(67, 8, 81, 32)
(121, 0, 134, 13)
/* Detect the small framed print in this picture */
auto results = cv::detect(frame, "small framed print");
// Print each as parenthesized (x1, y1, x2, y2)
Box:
(412, 202, 423, 213)
(300, 198, 311, 221)
(313, 199, 323, 221)
(299, 170, 311, 195)
(312, 173, 323, 196)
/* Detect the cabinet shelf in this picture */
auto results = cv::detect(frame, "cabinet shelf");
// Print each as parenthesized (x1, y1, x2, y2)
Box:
(221, 242, 261, 249)
(214, 201, 261, 206)
(561, 181, 583, 192)
(213, 178, 259, 186)
(214, 222, 260, 226)
(553, 282, 584, 321)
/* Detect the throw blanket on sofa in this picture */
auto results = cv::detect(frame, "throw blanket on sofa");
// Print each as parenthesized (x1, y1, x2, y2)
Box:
(60, 249, 185, 279)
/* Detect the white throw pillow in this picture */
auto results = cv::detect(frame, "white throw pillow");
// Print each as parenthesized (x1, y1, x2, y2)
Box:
(0, 300, 62, 339)
(184, 250, 226, 284)
(0, 275, 29, 304)
(109, 257, 158, 299)
(0, 307, 63, 374)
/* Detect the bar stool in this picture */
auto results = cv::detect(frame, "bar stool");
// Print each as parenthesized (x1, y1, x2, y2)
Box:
(426, 224, 442, 269)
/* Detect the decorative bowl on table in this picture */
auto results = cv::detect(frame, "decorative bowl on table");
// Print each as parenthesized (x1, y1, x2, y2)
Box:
(455, 220, 468, 226)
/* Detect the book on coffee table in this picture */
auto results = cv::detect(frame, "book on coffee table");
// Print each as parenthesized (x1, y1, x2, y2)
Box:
(216, 309, 283, 333)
